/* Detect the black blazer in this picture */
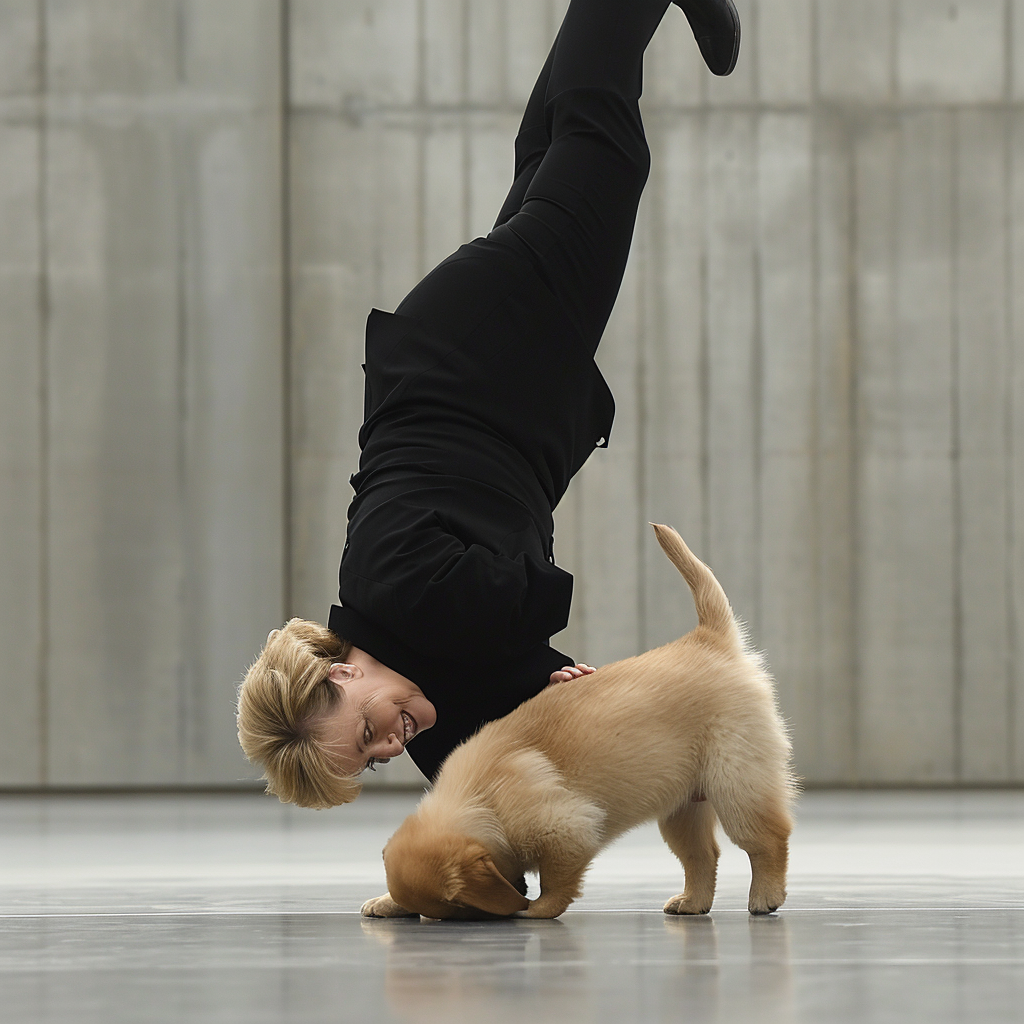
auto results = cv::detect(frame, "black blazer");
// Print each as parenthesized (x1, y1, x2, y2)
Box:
(331, 238, 615, 781)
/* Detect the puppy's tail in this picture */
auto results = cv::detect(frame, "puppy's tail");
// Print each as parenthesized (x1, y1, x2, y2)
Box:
(650, 524, 740, 648)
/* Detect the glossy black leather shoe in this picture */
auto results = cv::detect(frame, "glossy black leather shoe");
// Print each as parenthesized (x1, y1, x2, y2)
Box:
(675, 0, 741, 76)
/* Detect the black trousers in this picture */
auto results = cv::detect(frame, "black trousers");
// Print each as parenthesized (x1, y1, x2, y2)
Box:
(396, 0, 671, 358)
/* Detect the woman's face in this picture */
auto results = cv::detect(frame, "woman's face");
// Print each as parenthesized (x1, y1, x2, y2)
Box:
(319, 648, 436, 776)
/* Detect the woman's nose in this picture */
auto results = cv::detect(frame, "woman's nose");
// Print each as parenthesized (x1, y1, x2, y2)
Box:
(368, 726, 404, 758)
(380, 732, 405, 757)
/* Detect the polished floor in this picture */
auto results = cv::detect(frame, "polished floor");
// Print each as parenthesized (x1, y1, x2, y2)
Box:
(0, 790, 1022, 1023)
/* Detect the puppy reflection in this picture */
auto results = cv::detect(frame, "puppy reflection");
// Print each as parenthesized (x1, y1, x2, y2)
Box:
(663, 915, 720, 1010)
(662, 914, 793, 1022)
(361, 918, 589, 1024)
(747, 915, 794, 1021)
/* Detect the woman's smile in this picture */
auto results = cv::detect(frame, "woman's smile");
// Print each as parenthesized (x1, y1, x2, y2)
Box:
(401, 710, 417, 744)
(321, 648, 437, 776)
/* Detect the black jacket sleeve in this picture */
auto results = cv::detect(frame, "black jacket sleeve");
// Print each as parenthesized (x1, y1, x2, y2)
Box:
(340, 503, 573, 664)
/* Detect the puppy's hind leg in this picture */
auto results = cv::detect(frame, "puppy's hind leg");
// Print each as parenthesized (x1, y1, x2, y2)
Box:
(660, 800, 720, 915)
(713, 786, 792, 915)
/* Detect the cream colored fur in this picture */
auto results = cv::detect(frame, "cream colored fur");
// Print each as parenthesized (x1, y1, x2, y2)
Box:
(362, 524, 797, 920)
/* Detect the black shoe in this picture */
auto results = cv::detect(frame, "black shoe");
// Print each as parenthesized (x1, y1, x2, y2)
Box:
(675, 0, 741, 76)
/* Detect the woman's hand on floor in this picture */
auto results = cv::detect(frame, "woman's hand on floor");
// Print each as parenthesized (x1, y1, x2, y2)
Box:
(549, 663, 596, 685)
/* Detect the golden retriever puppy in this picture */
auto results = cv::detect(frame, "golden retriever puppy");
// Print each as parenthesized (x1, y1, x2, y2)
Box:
(362, 524, 796, 920)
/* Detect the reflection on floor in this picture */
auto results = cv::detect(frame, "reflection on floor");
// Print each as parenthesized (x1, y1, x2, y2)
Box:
(1, 790, 1022, 1023)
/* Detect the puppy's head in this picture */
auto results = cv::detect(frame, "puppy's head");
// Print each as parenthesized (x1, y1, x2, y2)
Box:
(383, 816, 529, 920)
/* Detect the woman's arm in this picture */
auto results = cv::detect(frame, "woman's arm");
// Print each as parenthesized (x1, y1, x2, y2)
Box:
(340, 507, 573, 663)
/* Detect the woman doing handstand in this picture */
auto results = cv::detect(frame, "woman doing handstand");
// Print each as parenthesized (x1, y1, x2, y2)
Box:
(237, 0, 740, 807)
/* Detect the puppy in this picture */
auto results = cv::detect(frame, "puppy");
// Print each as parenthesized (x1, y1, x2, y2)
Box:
(362, 525, 796, 920)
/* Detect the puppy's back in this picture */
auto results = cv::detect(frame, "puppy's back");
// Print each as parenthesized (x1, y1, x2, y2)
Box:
(432, 527, 782, 825)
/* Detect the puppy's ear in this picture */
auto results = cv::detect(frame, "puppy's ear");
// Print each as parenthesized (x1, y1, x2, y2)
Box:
(449, 854, 530, 917)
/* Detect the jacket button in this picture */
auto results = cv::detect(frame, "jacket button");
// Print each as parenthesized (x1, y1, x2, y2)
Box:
(596, 437, 606, 447)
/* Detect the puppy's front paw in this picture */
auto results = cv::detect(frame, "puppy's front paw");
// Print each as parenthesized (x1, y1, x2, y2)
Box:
(520, 893, 572, 919)
(360, 893, 418, 918)
(663, 893, 712, 916)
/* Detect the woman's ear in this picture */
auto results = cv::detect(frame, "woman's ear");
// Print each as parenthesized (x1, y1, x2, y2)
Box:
(328, 662, 358, 685)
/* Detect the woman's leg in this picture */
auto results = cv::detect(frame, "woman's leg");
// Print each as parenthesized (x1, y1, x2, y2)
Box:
(487, 0, 672, 354)
(494, 0, 740, 230)
(397, 0, 739, 355)
(492, 35, 560, 230)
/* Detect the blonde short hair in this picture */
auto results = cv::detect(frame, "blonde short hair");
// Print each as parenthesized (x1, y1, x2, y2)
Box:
(237, 617, 363, 808)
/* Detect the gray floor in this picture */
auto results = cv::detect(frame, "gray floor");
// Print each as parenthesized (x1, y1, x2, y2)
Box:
(1, 790, 1022, 1023)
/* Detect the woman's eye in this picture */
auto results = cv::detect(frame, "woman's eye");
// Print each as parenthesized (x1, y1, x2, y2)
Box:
(366, 759, 377, 773)
(364, 723, 372, 745)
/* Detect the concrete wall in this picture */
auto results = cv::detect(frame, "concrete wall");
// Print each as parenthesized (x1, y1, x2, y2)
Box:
(0, 1, 285, 786)
(3, 0, 1024, 788)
